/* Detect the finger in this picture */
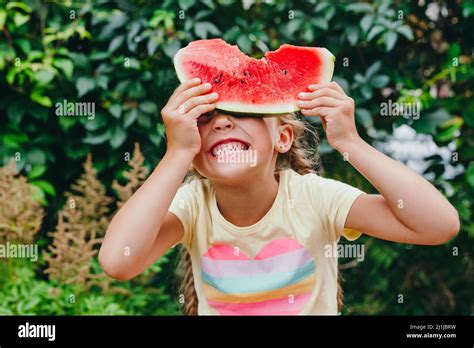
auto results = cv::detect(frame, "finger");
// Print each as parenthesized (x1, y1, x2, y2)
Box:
(308, 81, 345, 94)
(298, 87, 345, 101)
(171, 82, 212, 109)
(321, 116, 327, 131)
(300, 106, 332, 118)
(180, 92, 219, 114)
(188, 103, 216, 119)
(297, 96, 342, 109)
(170, 78, 202, 99)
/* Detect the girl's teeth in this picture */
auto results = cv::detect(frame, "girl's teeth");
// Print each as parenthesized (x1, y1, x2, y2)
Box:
(212, 141, 248, 156)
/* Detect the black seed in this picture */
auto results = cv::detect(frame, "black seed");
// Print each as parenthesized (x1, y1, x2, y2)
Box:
(283, 69, 288, 75)
(240, 79, 244, 84)
(214, 78, 220, 83)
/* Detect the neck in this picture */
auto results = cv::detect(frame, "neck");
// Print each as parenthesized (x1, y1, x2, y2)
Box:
(212, 170, 280, 227)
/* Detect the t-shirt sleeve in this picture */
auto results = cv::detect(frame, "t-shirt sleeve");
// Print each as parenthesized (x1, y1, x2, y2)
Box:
(307, 174, 366, 242)
(168, 180, 199, 250)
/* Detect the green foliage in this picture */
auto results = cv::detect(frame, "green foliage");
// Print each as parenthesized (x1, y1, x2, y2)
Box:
(0, 252, 179, 315)
(0, 0, 472, 315)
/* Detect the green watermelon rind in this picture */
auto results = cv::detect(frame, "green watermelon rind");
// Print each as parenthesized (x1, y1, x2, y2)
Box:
(174, 42, 335, 116)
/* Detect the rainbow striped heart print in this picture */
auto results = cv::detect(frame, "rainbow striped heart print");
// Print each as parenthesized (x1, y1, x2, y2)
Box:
(201, 238, 316, 315)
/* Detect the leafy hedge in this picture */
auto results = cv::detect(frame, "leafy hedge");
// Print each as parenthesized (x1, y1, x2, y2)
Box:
(1, 0, 473, 314)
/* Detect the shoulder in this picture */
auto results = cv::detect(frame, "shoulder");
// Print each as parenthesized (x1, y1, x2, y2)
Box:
(177, 176, 213, 202)
(284, 168, 324, 192)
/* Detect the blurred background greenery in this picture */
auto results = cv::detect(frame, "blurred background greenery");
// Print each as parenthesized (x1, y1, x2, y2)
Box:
(0, 0, 472, 315)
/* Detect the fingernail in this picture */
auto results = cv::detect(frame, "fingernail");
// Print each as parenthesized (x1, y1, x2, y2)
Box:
(211, 92, 218, 97)
(297, 100, 304, 105)
(204, 83, 211, 88)
(298, 92, 307, 97)
(194, 78, 201, 83)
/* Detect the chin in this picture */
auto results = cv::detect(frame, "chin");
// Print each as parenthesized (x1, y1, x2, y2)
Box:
(193, 151, 260, 182)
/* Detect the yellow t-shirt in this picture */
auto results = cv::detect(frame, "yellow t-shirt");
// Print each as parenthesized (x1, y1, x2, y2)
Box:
(168, 168, 366, 315)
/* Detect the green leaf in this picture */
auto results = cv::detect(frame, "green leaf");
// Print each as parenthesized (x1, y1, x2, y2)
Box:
(236, 34, 252, 53)
(110, 125, 127, 149)
(109, 104, 122, 118)
(371, 75, 389, 88)
(311, 17, 328, 31)
(162, 40, 181, 58)
(124, 108, 138, 128)
(396, 25, 414, 40)
(194, 21, 221, 39)
(178, 0, 194, 11)
(13, 12, 30, 27)
(83, 130, 110, 145)
(108, 35, 125, 53)
(367, 25, 384, 41)
(53, 59, 74, 79)
(435, 125, 458, 142)
(360, 14, 373, 33)
(28, 165, 47, 179)
(30, 180, 56, 197)
(6, 1, 32, 13)
(127, 80, 145, 99)
(7, 103, 25, 124)
(139, 101, 157, 114)
(0, 9, 7, 30)
(366, 61, 381, 79)
(15, 39, 31, 54)
(412, 108, 451, 134)
(356, 108, 373, 128)
(76, 77, 95, 97)
(27, 149, 47, 165)
(35, 69, 55, 85)
(346, 3, 373, 13)
(466, 163, 474, 187)
(3, 133, 29, 148)
(346, 27, 359, 46)
(384, 31, 398, 51)
(31, 90, 52, 107)
(137, 113, 152, 128)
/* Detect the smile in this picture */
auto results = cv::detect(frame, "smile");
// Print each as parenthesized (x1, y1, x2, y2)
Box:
(208, 140, 251, 159)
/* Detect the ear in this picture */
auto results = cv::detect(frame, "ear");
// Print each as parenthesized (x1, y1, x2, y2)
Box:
(275, 123, 294, 153)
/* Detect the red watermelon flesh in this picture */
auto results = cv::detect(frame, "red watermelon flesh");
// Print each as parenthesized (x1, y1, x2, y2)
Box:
(173, 39, 335, 115)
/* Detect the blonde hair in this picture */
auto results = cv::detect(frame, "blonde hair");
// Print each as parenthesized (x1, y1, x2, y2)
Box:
(174, 112, 345, 315)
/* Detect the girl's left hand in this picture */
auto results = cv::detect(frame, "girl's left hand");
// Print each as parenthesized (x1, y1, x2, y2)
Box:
(297, 81, 361, 151)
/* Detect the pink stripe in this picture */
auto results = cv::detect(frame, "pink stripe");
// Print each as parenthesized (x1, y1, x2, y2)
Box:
(203, 238, 305, 261)
(202, 244, 249, 260)
(255, 238, 304, 259)
(207, 292, 312, 315)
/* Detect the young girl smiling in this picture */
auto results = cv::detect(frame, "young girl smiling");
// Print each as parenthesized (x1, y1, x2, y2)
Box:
(99, 78, 459, 315)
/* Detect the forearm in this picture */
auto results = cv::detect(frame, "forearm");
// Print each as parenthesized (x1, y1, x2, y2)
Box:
(100, 149, 194, 270)
(336, 136, 459, 234)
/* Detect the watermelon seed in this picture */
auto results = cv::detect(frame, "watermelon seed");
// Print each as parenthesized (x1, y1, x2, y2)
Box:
(240, 79, 245, 84)
(283, 69, 288, 75)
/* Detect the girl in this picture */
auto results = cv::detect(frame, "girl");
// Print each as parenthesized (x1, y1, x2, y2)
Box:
(99, 78, 460, 315)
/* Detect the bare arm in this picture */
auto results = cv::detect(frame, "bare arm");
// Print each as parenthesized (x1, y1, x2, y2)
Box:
(341, 138, 459, 245)
(99, 78, 218, 280)
(99, 150, 193, 280)
(298, 82, 460, 245)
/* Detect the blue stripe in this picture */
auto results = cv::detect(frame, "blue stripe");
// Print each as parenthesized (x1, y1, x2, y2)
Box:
(201, 260, 315, 294)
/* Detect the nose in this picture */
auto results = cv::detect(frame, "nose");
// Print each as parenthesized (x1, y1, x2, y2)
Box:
(213, 113, 234, 132)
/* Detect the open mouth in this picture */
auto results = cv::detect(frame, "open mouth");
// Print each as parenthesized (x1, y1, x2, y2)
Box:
(208, 140, 251, 158)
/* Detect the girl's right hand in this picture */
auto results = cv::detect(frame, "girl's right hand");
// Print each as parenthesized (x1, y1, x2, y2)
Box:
(161, 78, 218, 156)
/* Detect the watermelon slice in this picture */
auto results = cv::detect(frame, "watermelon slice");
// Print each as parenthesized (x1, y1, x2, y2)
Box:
(173, 39, 335, 115)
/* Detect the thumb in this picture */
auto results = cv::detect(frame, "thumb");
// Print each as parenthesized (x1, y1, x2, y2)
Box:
(321, 116, 327, 131)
